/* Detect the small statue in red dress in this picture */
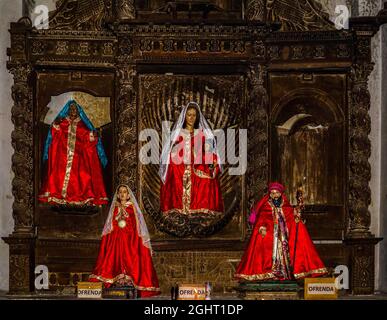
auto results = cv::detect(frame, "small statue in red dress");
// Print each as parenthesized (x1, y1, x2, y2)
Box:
(89, 184, 160, 298)
(235, 182, 328, 281)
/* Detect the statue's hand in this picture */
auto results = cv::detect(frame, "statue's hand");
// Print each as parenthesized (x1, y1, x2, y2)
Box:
(294, 208, 302, 222)
(259, 226, 267, 238)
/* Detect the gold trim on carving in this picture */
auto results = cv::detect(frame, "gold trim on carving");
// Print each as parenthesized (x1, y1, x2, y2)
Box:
(162, 208, 224, 216)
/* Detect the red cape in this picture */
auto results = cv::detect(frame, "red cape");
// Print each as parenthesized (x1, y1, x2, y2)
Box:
(236, 194, 328, 280)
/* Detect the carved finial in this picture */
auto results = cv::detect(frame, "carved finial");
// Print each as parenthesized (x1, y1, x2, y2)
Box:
(246, 0, 265, 21)
(117, 0, 136, 20)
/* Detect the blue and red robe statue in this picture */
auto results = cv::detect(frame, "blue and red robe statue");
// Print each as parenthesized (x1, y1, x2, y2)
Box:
(38, 100, 108, 206)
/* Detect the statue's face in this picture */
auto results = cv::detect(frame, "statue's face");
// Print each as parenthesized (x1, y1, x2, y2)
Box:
(270, 189, 281, 200)
(69, 104, 79, 120)
(185, 107, 197, 128)
(118, 186, 130, 202)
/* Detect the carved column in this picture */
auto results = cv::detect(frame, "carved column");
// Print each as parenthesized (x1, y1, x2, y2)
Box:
(345, 23, 383, 294)
(348, 62, 374, 238)
(246, 65, 269, 218)
(1, 18, 36, 295)
(115, 35, 138, 191)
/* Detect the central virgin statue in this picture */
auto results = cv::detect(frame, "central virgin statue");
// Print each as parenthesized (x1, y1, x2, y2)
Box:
(159, 102, 224, 216)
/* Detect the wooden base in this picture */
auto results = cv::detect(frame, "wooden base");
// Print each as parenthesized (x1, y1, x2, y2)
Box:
(102, 286, 137, 299)
(238, 291, 301, 300)
(236, 281, 303, 300)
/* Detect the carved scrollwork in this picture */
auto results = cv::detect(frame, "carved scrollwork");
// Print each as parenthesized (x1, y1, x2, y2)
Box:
(116, 0, 136, 20)
(117, 37, 133, 63)
(2, 237, 35, 294)
(8, 63, 34, 233)
(9, 255, 29, 292)
(49, 0, 112, 31)
(116, 65, 138, 190)
(347, 63, 374, 237)
(246, 65, 268, 211)
(344, 238, 380, 295)
(153, 251, 241, 294)
(246, 0, 266, 21)
(266, 0, 334, 31)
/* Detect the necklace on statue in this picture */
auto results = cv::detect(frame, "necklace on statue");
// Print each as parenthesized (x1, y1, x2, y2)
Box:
(116, 205, 129, 228)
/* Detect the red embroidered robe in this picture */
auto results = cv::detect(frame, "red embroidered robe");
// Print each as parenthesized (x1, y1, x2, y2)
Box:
(39, 117, 108, 205)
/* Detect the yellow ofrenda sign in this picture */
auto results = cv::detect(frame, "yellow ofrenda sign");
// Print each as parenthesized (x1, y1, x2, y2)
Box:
(178, 284, 207, 300)
(77, 282, 103, 299)
(304, 278, 338, 300)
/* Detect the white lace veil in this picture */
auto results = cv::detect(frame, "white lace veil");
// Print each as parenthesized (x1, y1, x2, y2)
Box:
(159, 102, 223, 184)
(102, 184, 152, 253)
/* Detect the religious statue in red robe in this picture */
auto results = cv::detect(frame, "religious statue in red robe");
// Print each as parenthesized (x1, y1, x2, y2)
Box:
(89, 184, 160, 298)
(159, 102, 224, 215)
(235, 182, 328, 281)
(39, 100, 108, 206)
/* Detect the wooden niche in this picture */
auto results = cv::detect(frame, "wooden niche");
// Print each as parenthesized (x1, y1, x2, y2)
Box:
(270, 73, 346, 242)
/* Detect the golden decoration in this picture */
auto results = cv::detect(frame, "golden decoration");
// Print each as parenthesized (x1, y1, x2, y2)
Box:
(44, 91, 111, 128)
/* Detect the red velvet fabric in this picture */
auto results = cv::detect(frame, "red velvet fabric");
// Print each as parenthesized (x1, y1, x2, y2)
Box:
(90, 204, 160, 298)
(39, 118, 108, 205)
(236, 194, 328, 281)
(160, 130, 224, 214)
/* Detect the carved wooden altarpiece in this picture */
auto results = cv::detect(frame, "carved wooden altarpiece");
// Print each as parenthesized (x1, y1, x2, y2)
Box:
(3, 0, 387, 296)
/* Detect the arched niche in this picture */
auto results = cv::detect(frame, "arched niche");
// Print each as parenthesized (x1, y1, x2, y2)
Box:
(270, 89, 345, 208)
(37, 89, 114, 219)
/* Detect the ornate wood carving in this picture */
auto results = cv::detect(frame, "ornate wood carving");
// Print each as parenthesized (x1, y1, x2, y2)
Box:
(115, 65, 138, 190)
(9, 63, 34, 233)
(246, 65, 268, 212)
(266, 31, 353, 63)
(29, 33, 117, 67)
(7, 19, 35, 235)
(247, 0, 334, 31)
(49, 0, 113, 31)
(266, 0, 334, 31)
(246, 0, 266, 21)
(2, 237, 35, 294)
(152, 251, 242, 294)
(348, 62, 374, 237)
(116, 0, 136, 20)
(139, 74, 244, 238)
(344, 238, 382, 294)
